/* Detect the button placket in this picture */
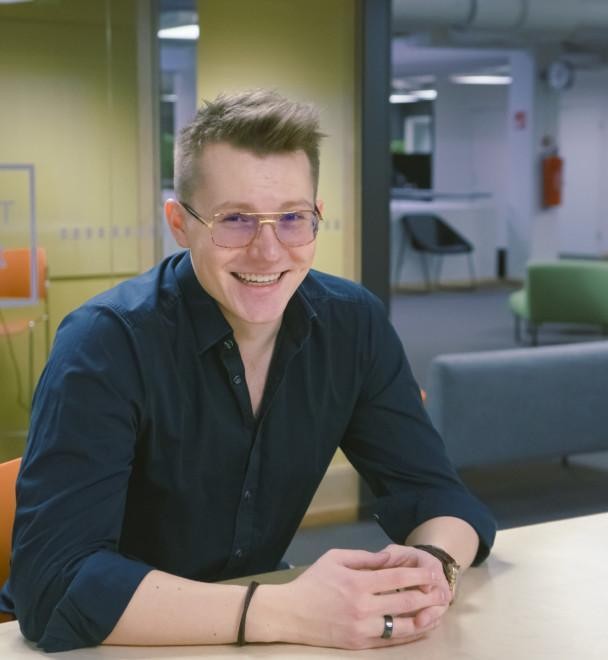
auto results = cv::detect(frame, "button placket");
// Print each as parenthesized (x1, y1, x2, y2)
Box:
(225, 447, 261, 573)
(218, 338, 251, 423)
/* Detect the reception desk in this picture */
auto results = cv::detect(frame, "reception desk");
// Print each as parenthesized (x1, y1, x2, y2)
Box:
(1, 513, 606, 659)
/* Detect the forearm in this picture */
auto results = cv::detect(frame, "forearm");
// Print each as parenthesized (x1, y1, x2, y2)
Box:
(105, 547, 449, 650)
(405, 516, 479, 570)
(103, 570, 253, 646)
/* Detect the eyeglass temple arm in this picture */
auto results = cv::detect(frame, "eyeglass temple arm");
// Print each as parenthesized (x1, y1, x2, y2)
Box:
(179, 201, 212, 227)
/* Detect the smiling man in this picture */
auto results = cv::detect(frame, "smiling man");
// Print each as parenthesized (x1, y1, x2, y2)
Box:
(1, 90, 495, 652)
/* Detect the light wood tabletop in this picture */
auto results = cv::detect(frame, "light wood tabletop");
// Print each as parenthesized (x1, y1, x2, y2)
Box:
(1, 512, 607, 659)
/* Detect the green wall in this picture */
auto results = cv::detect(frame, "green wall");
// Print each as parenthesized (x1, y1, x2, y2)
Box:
(0, 0, 143, 457)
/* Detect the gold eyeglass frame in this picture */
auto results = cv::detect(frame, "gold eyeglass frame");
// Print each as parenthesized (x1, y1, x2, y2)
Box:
(179, 201, 323, 248)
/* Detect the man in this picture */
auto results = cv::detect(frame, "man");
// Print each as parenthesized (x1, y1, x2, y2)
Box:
(0, 89, 495, 652)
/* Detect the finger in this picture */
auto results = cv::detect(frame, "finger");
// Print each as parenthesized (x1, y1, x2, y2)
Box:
(378, 544, 419, 567)
(414, 604, 449, 628)
(363, 566, 441, 594)
(329, 548, 390, 570)
(366, 611, 441, 644)
(368, 585, 448, 616)
(381, 620, 441, 647)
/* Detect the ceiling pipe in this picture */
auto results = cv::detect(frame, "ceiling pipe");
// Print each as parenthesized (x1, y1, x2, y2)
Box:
(393, 0, 608, 34)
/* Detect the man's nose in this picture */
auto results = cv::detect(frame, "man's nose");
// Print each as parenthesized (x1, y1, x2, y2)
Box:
(249, 221, 282, 259)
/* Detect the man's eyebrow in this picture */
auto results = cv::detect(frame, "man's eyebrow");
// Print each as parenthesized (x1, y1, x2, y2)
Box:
(212, 200, 315, 213)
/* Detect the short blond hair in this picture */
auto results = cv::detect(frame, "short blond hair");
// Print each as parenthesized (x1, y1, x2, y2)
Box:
(174, 89, 325, 201)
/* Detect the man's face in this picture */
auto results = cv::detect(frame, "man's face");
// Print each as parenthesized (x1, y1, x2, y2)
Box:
(167, 142, 319, 329)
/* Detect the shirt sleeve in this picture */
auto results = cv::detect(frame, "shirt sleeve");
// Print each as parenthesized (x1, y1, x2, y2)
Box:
(340, 295, 496, 564)
(8, 304, 153, 652)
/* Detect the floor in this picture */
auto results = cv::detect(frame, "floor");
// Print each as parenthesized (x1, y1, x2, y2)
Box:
(286, 286, 608, 565)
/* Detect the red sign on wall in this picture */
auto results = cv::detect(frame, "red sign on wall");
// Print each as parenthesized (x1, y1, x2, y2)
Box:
(514, 110, 527, 130)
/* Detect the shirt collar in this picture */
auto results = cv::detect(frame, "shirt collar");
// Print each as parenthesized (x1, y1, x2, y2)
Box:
(172, 251, 232, 354)
(172, 251, 318, 354)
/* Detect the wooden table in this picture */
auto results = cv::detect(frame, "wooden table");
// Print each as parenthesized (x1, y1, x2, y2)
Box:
(1, 513, 607, 659)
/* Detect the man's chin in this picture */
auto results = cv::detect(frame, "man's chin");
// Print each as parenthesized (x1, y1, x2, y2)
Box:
(238, 306, 287, 326)
(220, 297, 288, 328)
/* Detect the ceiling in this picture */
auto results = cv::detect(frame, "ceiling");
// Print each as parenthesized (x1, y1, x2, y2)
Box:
(392, 40, 511, 80)
(391, 0, 608, 83)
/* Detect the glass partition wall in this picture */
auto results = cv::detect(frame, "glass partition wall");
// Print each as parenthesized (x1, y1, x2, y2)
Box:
(158, 0, 198, 256)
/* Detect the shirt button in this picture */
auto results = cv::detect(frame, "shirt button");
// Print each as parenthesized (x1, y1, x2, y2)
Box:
(244, 490, 252, 501)
(232, 375, 242, 385)
(234, 548, 243, 559)
(223, 339, 234, 350)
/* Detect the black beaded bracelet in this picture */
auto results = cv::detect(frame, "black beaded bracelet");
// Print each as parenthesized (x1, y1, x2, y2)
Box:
(237, 580, 260, 646)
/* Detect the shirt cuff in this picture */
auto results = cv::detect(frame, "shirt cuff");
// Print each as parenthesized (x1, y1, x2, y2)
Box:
(373, 488, 497, 565)
(36, 550, 152, 652)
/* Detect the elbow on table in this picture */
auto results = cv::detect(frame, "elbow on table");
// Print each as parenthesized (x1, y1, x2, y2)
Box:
(10, 562, 63, 647)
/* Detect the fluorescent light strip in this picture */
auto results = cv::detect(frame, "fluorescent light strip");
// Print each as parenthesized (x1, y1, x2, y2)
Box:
(158, 24, 199, 40)
(390, 90, 437, 104)
(390, 93, 419, 104)
(414, 89, 437, 100)
(451, 75, 512, 85)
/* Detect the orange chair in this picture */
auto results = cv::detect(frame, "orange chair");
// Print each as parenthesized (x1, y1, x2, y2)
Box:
(0, 247, 49, 408)
(0, 457, 20, 623)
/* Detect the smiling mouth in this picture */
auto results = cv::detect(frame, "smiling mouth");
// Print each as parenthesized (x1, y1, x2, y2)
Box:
(232, 271, 286, 286)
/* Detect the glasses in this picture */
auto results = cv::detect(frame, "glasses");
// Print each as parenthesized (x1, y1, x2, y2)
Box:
(179, 201, 322, 248)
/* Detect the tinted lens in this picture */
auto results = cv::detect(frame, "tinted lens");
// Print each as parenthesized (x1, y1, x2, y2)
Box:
(276, 211, 318, 246)
(213, 213, 258, 247)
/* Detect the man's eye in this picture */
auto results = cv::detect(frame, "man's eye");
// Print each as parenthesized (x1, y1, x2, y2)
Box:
(280, 212, 304, 222)
(221, 213, 253, 224)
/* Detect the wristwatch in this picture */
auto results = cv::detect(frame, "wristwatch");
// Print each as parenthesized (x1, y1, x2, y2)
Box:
(414, 544, 460, 597)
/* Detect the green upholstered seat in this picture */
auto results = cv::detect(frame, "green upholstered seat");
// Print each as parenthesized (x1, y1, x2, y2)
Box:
(509, 260, 608, 344)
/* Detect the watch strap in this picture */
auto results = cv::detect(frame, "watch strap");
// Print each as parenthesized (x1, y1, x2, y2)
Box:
(413, 544, 460, 594)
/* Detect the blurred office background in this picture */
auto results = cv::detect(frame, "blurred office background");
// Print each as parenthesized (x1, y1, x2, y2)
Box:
(1, 0, 608, 530)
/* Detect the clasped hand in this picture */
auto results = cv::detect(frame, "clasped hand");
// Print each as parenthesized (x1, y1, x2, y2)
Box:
(269, 544, 451, 650)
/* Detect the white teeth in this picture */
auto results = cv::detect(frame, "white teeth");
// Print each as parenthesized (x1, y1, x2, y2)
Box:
(235, 272, 282, 284)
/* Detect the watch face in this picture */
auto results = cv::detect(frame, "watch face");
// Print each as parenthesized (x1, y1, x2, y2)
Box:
(446, 564, 459, 588)
(547, 61, 574, 90)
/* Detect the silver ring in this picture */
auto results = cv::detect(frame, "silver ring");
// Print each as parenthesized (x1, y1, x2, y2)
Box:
(381, 614, 394, 639)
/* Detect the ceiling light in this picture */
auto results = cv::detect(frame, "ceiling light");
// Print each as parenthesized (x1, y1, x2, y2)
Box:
(451, 74, 512, 85)
(0, 0, 34, 4)
(414, 89, 437, 100)
(389, 93, 419, 104)
(158, 24, 199, 40)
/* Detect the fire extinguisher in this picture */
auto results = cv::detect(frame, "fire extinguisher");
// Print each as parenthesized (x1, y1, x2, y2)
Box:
(542, 153, 563, 208)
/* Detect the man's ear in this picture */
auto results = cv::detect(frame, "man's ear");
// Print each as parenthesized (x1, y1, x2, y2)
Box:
(316, 199, 325, 216)
(165, 199, 189, 248)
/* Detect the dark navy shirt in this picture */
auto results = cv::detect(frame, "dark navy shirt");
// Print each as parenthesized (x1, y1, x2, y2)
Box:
(1, 251, 495, 652)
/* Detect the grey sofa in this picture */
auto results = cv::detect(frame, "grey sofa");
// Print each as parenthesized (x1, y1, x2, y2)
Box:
(425, 341, 608, 469)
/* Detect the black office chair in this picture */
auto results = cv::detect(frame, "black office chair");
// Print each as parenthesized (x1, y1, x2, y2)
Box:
(396, 214, 476, 291)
